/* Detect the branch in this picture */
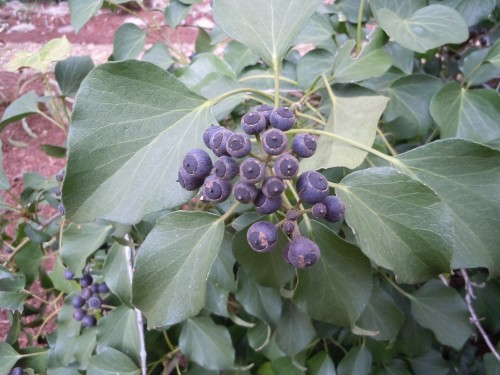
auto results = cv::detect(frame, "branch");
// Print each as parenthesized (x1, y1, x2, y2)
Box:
(460, 269, 500, 362)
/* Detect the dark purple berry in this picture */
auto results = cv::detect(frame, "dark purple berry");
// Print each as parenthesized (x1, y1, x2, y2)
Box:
(178, 168, 204, 191)
(233, 181, 258, 204)
(323, 195, 345, 223)
(58, 203, 65, 215)
(182, 149, 213, 178)
(97, 283, 109, 293)
(214, 156, 239, 180)
(254, 191, 282, 214)
(282, 242, 291, 263)
(80, 273, 93, 288)
(287, 236, 321, 269)
(273, 154, 299, 179)
(312, 203, 327, 218)
(241, 111, 266, 135)
(55, 187, 62, 197)
(203, 124, 224, 148)
(81, 287, 93, 300)
(209, 129, 233, 156)
(82, 314, 97, 328)
(72, 295, 86, 308)
(226, 132, 251, 158)
(292, 133, 317, 158)
(88, 295, 103, 309)
(240, 158, 265, 184)
(262, 129, 288, 156)
(90, 284, 99, 293)
(286, 209, 299, 221)
(247, 221, 278, 252)
(73, 308, 86, 321)
(64, 269, 75, 280)
(203, 176, 232, 203)
(296, 171, 329, 204)
(261, 176, 285, 198)
(256, 104, 273, 123)
(270, 107, 295, 131)
(55, 171, 65, 182)
(282, 220, 295, 235)
(10, 368, 23, 375)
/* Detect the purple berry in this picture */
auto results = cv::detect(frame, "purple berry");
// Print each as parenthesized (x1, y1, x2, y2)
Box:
(81, 287, 93, 300)
(282, 220, 295, 235)
(312, 203, 327, 218)
(10, 368, 23, 375)
(323, 195, 345, 223)
(203, 176, 232, 203)
(55, 187, 62, 197)
(296, 171, 329, 204)
(292, 133, 317, 158)
(254, 191, 282, 215)
(214, 156, 239, 180)
(227, 132, 252, 158)
(240, 158, 265, 184)
(55, 171, 65, 182)
(256, 104, 273, 123)
(209, 129, 233, 156)
(72, 295, 86, 308)
(261, 176, 285, 198)
(64, 269, 74, 280)
(90, 284, 99, 293)
(273, 154, 299, 179)
(247, 221, 278, 252)
(80, 273, 93, 288)
(203, 124, 224, 148)
(262, 128, 288, 156)
(178, 167, 204, 191)
(287, 236, 321, 269)
(88, 295, 103, 309)
(286, 209, 299, 221)
(97, 283, 109, 293)
(270, 107, 295, 131)
(241, 111, 266, 135)
(82, 314, 97, 327)
(73, 308, 86, 321)
(58, 203, 65, 215)
(182, 149, 213, 178)
(233, 181, 258, 204)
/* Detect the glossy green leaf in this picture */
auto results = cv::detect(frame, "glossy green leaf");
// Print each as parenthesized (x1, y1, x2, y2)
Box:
(435, 0, 496, 26)
(68, 0, 103, 32)
(103, 243, 133, 306)
(61, 222, 113, 277)
(486, 40, 500, 68)
(296, 49, 333, 90)
(213, 0, 322, 67)
(338, 167, 453, 283)
(179, 316, 235, 370)
(224, 41, 260, 75)
(430, 83, 500, 149)
(396, 140, 500, 275)
(0, 291, 25, 312)
(275, 300, 315, 356)
(63, 60, 216, 224)
(407, 348, 448, 375)
(0, 266, 25, 292)
(410, 280, 472, 350)
(463, 48, 500, 86)
(164, 0, 190, 28)
(13, 242, 43, 285)
(55, 56, 95, 97)
(0, 342, 21, 375)
(208, 233, 236, 293)
(48, 258, 79, 294)
(205, 281, 229, 317)
(307, 352, 336, 375)
(370, 0, 426, 19)
(300, 94, 389, 170)
(376, 5, 468, 53)
(338, 0, 369, 23)
(142, 42, 174, 70)
(96, 306, 140, 366)
(337, 346, 372, 375)
(385, 42, 414, 74)
(384, 74, 442, 132)
(0, 141, 10, 190)
(0, 91, 39, 131)
(293, 12, 334, 45)
(132, 211, 224, 328)
(87, 347, 139, 375)
(113, 24, 147, 61)
(271, 357, 305, 375)
(40, 144, 67, 158)
(294, 221, 372, 327)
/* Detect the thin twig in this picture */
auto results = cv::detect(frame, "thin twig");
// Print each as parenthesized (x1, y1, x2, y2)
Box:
(461, 269, 500, 362)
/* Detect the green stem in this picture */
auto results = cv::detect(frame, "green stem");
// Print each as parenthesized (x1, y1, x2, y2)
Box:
(37, 111, 66, 133)
(356, 0, 366, 54)
(239, 74, 299, 86)
(376, 128, 397, 156)
(285, 180, 312, 232)
(381, 273, 415, 301)
(295, 111, 326, 126)
(273, 59, 281, 107)
(328, 181, 347, 192)
(210, 88, 274, 106)
(218, 201, 240, 222)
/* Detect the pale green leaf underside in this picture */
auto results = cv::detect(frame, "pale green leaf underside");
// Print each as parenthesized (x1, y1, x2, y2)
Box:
(69, 0, 104, 33)
(486, 40, 500, 68)
(113, 24, 147, 61)
(63, 60, 216, 224)
(213, 0, 322, 67)
(0, 91, 39, 131)
(0, 141, 10, 190)
(87, 347, 139, 375)
(132, 211, 224, 329)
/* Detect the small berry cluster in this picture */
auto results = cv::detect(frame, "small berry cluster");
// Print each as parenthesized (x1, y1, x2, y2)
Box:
(55, 170, 65, 215)
(64, 269, 109, 327)
(178, 105, 345, 268)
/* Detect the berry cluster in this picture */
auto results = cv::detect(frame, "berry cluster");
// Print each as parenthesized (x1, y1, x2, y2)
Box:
(64, 269, 109, 327)
(178, 105, 345, 268)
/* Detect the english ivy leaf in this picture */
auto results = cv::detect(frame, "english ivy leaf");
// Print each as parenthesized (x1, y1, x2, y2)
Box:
(338, 0, 369, 23)
(0, 342, 21, 375)
(205, 281, 229, 317)
(103, 243, 133, 306)
(180, 53, 235, 88)
(0, 266, 26, 292)
(40, 144, 67, 158)
(271, 357, 305, 375)
(294, 221, 372, 327)
(48, 258, 79, 294)
(307, 351, 336, 375)
(87, 347, 139, 375)
(484, 353, 500, 375)
(68, 0, 103, 33)
(55, 56, 95, 97)
(13, 242, 43, 286)
(113, 24, 147, 61)
(164, 0, 191, 28)
(376, 5, 468, 53)
(337, 346, 372, 375)
(72, 328, 96, 370)
(396, 139, 500, 275)
(132, 211, 224, 328)
(356, 285, 404, 341)
(0, 291, 25, 312)
(213, 0, 322, 67)
(96, 306, 140, 366)
(179, 316, 235, 370)
(430, 82, 500, 149)
(293, 12, 335, 46)
(208, 233, 236, 293)
(61, 222, 113, 277)
(433, 0, 496, 27)
(462, 48, 500, 86)
(486, 40, 500, 68)
(410, 280, 472, 350)
(337, 167, 454, 283)
(385, 42, 414, 74)
(301, 94, 388, 170)
(63, 60, 216, 224)
(407, 348, 449, 375)
(0, 141, 10, 190)
(142, 42, 174, 70)
(296, 49, 333, 90)
(224, 41, 260, 75)
(0, 91, 39, 131)
(370, 0, 426, 19)
(275, 300, 315, 357)
(384, 74, 442, 133)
